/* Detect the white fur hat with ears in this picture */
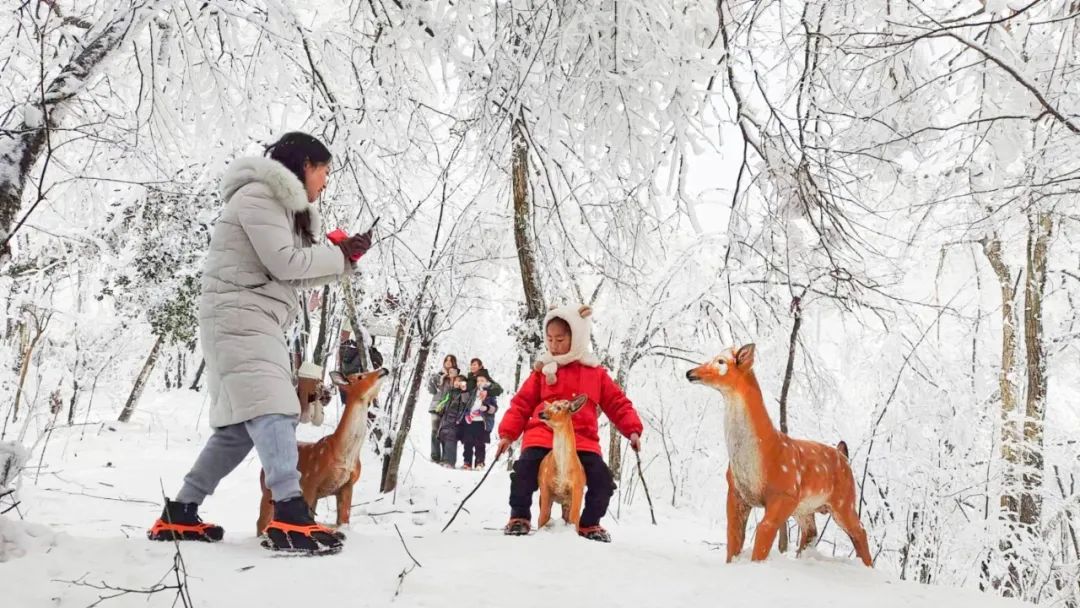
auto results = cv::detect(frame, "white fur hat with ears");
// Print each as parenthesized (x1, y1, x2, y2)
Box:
(534, 304, 601, 385)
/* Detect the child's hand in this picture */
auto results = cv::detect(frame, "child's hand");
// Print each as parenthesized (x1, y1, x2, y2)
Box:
(629, 433, 641, 452)
(495, 437, 512, 459)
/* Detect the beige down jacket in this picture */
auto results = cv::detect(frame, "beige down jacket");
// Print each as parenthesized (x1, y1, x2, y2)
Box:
(201, 157, 346, 428)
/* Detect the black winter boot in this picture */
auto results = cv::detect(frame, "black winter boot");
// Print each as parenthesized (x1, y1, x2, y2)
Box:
(578, 525, 612, 543)
(147, 500, 224, 542)
(260, 497, 343, 556)
(503, 518, 531, 536)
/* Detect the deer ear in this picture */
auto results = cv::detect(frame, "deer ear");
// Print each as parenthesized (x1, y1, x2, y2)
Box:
(569, 394, 588, 413)
(329, 371, 350, 387)
(735, 344, 756, 369)
(578, 305, 593, 318)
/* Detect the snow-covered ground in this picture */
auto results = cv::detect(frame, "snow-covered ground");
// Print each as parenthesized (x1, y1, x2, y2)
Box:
(1, 390, 1028, 608)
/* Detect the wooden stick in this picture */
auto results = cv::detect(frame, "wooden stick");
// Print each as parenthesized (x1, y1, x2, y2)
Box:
(393, 523, 422, 567)
(634, 450, 657, 525)
(441, 451, 503, 533)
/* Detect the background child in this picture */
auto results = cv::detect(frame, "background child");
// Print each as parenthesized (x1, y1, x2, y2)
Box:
(462, 373, 498, 469)
(437, 373, 471, 468)
(496, 304, 642, 543)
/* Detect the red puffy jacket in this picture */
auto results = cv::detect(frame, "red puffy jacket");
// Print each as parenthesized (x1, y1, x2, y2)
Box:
(499, 362, 643, 454)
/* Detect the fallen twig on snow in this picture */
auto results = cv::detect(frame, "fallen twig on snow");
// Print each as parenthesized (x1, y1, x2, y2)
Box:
(54, 492, 194, 608)
(392, 523, 422, 601)
(394, 523, 422, 568)
(40, 487, 157, 505)
(54, 575, 184, 608)
(441, 451, 502, 533)
(365, 509, 430, 517)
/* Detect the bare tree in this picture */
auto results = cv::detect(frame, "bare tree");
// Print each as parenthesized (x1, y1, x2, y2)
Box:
(0, 1, 171, 257)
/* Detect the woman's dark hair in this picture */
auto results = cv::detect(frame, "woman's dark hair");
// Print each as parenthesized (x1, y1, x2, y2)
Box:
(470, 358, 483, 368)
(444, 355, 458, 368)
(265, 132, 331, 245)
(265, 132, 332, 185)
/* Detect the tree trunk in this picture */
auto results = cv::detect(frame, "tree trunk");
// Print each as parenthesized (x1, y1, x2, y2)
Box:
(67, 377, 80, 426)
(7, 309, 49, 431)
(312, 285, 333, 366)
(775, 295, 803, 554)
(10, 330, 41, 425)
(341, 277, 369, 371)
(607, 366, 630, 481)
(513, 353, 523, 391)
(1020, 211, 1051, 527)
(189, 358, 206, 391)
(0, 1, 168, 251)
(380, 309, 436, 493)
(981, 235, 1022, 522)
(512, 116, 546, 352)
(117, 336, 165, 423)
(778, 296, 802, 435)
(980, 234, 1025, 596)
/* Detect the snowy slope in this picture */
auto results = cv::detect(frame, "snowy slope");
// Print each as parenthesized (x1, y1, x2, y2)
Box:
(1, 391, 1028, 608)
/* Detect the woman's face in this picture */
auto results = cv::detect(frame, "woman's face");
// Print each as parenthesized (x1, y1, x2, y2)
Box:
(470, 360, 481, 374)
(303, 161, 330, 202)
(444, 356, 456, 371)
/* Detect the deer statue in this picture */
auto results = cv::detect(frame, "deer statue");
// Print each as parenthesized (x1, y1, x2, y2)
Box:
(256, 367, 388, 535)
(537, 394, 589, 530)
(686, 345, 872, 566)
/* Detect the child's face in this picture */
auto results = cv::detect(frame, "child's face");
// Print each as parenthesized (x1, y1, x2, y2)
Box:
(477, 377, 489, 390)
(546, 320, 572, 356)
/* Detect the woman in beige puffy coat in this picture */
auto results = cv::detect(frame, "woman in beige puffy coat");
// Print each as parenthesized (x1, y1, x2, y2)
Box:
(148, 133, 371, 555)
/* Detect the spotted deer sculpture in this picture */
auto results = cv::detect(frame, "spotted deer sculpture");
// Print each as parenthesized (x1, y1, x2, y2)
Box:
(256, 367, 387, 535)
(686, 345, 872, 566)
(536, 395, 589, 530)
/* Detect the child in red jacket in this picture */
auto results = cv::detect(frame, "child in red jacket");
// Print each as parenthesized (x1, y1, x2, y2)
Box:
(496, 304, 642, 542)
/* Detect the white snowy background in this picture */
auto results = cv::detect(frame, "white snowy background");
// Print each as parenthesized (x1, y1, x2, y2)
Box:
(1, 1, 1077, 607)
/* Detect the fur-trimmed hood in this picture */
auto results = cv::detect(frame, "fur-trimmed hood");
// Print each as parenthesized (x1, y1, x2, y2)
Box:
(534, 304, 602, 385)
(220, 156, 322, 235)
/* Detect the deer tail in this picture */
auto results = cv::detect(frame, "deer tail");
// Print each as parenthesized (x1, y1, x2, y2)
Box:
(837, 440, 849, 459)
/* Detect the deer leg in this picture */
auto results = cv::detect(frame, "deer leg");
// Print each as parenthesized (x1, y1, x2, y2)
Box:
(257, 470, 273, 535)
(832, 501, 873, 567)
(796, 514, 817, 556)
(336, 462, 361, 526)
(569, 484, 584, 529)
(538, 482, 553, 529)
(336, 484, 354, 527)
(725, 470, 752, 563)
(751, 497, 797, 562)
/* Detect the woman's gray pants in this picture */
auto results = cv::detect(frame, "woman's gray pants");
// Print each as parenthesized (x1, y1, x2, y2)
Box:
(175, 413, 301, 504)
